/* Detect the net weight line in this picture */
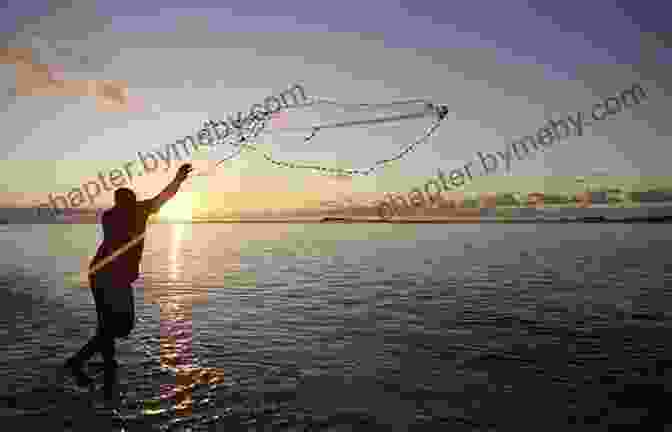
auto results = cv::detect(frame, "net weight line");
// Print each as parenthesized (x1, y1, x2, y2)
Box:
(192, 98, 450, 177)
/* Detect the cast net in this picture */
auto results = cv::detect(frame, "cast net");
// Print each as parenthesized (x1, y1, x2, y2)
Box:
(190, 96, 450, 177)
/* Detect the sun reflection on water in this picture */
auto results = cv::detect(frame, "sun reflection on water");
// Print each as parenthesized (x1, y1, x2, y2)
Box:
(168, 223, 186, 281)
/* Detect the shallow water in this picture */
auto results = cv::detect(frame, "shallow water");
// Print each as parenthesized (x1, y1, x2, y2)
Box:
(1, 223, 670, 430)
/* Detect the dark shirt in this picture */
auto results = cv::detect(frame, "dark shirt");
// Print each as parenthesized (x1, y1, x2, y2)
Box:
(90, 199, 160, 284)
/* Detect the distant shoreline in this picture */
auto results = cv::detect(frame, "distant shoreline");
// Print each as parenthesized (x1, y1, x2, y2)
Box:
(317, 217, 672, 224)
(4, 201, 672, 224)
(102, 215, 672, 223)
(2, 219, 672, 224)
(3, 215, 672, 224)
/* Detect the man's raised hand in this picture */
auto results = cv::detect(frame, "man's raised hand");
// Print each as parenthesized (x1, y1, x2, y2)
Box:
(176, 164, 193, 182)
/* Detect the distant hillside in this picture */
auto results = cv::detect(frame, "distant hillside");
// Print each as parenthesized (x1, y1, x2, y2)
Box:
(0, 207, 99, 223)
(628, 190, 672, 202)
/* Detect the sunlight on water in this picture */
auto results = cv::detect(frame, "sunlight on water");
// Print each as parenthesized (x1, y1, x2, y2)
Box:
(168, 224, 186, 282)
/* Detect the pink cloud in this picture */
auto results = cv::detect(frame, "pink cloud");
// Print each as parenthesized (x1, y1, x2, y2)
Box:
(47, 64, 65, 81)
(270, 111, 288, 129)
(126, 94, 145, 112)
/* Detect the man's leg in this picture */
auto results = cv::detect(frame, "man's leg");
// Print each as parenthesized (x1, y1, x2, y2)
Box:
(92, 279, 121, 399)
(69, 333, 101, 364)
(69, 326, 119, 368)
(64, 281, 107, 386)
(100, 330, 118, 400)
(100, 281, 137, 400)
(65, 334, 98, 387)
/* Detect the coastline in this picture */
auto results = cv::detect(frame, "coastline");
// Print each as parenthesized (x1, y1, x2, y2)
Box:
(1, 218, 671, 224)
(3, 201, 672, 224)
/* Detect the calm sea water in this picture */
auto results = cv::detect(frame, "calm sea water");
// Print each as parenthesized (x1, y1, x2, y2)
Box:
(0, 223, 670, 431)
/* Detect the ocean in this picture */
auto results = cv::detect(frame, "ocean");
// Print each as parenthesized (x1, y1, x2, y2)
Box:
(0, 223, 670, 430)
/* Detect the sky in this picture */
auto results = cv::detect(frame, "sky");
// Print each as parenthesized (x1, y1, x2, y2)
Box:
(1, 0, 671, 220)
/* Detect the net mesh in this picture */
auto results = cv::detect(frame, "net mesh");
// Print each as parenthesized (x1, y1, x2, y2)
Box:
(192, 97, 450, 177)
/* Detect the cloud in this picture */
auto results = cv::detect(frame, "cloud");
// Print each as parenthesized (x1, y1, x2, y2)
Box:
(2, 47, 146, 112)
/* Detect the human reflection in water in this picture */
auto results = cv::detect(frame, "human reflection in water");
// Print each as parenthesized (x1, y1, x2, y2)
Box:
(64, 164, 193, 401)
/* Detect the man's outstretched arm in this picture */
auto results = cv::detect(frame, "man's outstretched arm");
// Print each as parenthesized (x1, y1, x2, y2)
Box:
(143, 164, 193, 214)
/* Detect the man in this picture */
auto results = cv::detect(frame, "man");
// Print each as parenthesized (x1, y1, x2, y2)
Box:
(64, 163, 193, 400)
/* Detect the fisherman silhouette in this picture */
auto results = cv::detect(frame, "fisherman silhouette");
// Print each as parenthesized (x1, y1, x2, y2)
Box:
(64, 163, 193, 400)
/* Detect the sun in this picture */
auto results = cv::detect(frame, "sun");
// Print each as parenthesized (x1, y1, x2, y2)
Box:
(158, 194, 193, 221)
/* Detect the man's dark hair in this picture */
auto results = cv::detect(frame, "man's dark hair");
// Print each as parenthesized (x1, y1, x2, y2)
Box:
(114, 188, 136, 208)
